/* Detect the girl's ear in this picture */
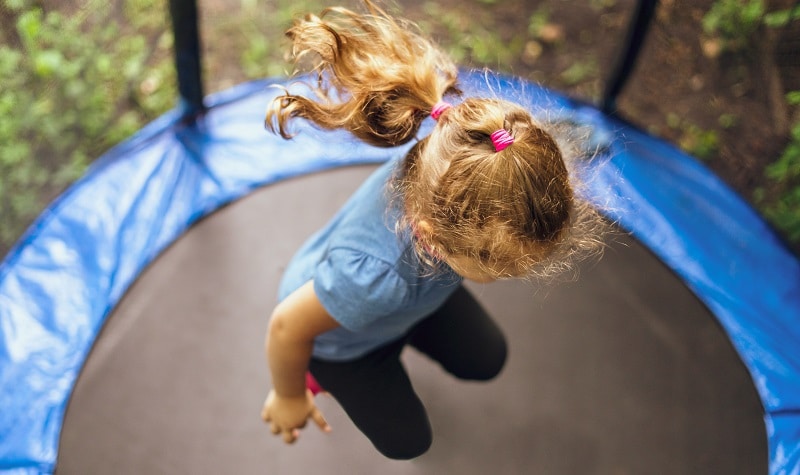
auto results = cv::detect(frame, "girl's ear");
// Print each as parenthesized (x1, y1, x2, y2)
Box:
(413, 219, 445, 263)
(416, 220, 433, 235)
(414, 219, 434, 242)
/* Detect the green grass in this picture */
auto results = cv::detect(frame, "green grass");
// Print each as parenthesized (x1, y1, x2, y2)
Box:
(756, 94, 800, 243)
(0, 0, 174, 255)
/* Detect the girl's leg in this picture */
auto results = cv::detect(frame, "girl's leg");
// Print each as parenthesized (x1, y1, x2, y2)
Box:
(308, 338, 432, 460)
(408, 285, 507, 381)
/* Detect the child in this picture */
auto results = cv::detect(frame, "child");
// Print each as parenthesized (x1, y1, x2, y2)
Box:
(261, 0, 603, 460)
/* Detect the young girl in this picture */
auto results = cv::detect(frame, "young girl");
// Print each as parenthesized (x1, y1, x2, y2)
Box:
(261, 0, 603, 460)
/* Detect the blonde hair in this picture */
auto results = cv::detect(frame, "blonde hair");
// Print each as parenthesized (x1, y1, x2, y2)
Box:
(267, 1, 605, 280)
(265, 0, 458, 146)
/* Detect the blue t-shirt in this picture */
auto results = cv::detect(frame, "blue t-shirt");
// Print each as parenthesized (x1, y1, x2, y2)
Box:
(278, 157, 462, 361)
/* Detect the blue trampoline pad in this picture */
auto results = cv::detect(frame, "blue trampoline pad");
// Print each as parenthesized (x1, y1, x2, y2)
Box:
(0, 71, 797, 474)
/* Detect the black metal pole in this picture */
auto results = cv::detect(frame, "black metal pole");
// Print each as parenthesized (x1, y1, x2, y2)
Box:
(169, 0, 205, 119)
(601, 0, 658, 115)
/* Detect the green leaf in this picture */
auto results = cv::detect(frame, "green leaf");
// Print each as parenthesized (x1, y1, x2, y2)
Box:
(1, 142, 30, 166)
(763, 8, 800, 28)
(16, 8, 42, 48)
(33, 50, 63, 77)
(0, 47, 23, 75)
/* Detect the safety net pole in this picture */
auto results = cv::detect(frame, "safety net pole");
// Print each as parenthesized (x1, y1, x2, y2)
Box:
(600, 0, 658, 115)
(169, 0, 206, 119)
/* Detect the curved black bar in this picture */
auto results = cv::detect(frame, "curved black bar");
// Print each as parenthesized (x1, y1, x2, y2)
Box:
(601, 0, 658, 115)
(169, 0, 205, 119)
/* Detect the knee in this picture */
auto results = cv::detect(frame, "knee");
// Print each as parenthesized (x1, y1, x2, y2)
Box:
(372, 419, 433, 460)
(374, 427, 432, 460)
(452, 341, 507, 381)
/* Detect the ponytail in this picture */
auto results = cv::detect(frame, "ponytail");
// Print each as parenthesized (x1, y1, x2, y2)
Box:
(266, 1, 459, 147)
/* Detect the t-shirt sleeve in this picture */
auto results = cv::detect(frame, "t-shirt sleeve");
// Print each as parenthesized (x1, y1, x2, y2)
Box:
(313, 247, 410, 332)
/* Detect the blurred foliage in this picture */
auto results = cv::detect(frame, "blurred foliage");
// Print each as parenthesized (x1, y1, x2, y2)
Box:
(665, 113, 720, 161)
(417, 1, 525, 67)
(0, 0, 175, 256)
(220, 0, 327, 80)
(756, 92, 800, 243)
(702, 0, 800, 247)
(702, 0, 800, 52)
(702, 0, 765, 52)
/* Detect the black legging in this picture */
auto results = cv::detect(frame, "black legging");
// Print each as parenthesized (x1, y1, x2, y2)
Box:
(308, 286, 507, 460)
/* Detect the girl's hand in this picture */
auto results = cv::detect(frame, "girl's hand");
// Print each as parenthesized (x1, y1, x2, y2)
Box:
(261, 389, 331, 444)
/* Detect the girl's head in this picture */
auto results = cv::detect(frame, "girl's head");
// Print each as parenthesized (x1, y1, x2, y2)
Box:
(267, 1, 605, 280)
(397, 98, 582, 281)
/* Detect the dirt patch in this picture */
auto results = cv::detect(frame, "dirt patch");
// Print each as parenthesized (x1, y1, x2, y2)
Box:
(617, 0, 792, 199)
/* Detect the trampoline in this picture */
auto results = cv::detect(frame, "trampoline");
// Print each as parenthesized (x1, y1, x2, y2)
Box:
(1, 1, 798, 474)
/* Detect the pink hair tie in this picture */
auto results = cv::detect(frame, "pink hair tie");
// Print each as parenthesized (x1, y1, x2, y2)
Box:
(430, 101, 452, 120)
(490, 129, 514, 152)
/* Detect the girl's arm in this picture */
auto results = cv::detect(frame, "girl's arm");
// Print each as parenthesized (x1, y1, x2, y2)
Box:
(262, 280, 340, 444)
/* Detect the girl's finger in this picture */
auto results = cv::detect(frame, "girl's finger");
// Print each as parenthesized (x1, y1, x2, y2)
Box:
(311, 408, 331, 432)
(282, 428, 298, 444)
(270, 422, 281, 435)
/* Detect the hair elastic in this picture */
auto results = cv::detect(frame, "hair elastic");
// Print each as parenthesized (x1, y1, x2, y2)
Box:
(490, 129, 514, 152)
(430, 101, 452, 120)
